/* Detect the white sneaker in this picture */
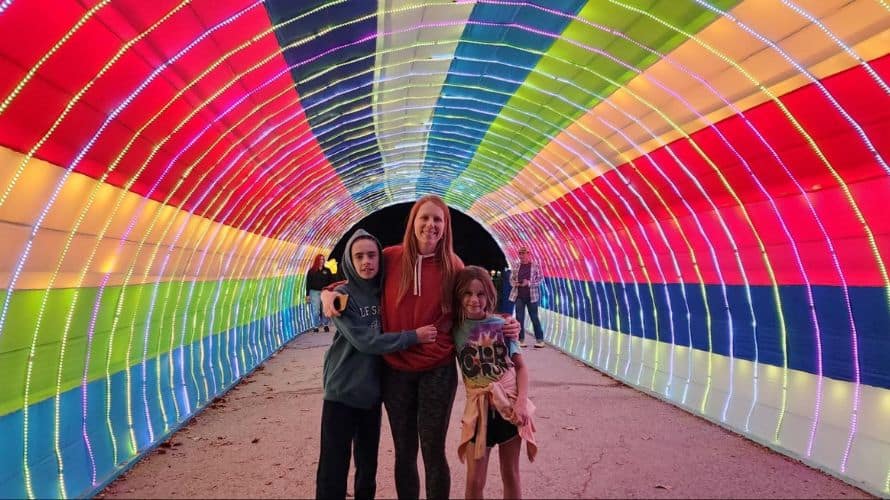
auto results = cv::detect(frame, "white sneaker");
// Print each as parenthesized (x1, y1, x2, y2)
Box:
(534, 341, 545, 348)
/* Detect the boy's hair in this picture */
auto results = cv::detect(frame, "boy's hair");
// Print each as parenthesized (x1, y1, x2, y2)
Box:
(452, 266, 498, 326)
(350, 235, 377, 255)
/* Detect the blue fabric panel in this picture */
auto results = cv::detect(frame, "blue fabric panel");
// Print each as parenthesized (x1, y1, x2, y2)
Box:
(0, 408, 25, 498)
(0, 305, 312, 498)
(849, 286, 890, 388)
(420, 0, 586, 194)
(263, 0, 383, 199)
(542, 278, 889, 390)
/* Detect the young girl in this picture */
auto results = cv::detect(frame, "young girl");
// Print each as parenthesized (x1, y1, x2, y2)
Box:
(452, 266, 537, 499)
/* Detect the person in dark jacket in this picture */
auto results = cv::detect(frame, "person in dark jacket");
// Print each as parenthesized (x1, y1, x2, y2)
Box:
(315, 229, 437, 500)
(306, 253, 334, 332)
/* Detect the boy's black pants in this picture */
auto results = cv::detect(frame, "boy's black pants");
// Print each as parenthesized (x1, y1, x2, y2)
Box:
(316, 400, 381, 500)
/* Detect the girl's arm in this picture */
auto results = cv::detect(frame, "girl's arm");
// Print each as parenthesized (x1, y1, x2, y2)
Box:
(497, 315, 520, 340)
(511, 353, 530, 426)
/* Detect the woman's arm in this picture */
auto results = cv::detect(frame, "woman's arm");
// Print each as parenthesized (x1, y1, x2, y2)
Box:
(512, 353, 529, 426)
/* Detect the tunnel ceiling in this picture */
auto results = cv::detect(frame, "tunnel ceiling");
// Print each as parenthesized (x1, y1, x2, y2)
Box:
(1, 0, 885, 245)
(1, 0, 890, 498)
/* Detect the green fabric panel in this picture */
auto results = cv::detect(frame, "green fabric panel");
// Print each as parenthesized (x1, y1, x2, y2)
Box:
(445, 0, 740, 208)
(0, 275, 303, 416)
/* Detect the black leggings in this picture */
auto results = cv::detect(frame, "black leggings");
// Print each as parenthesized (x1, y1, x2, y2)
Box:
(382, 362, 458, 499)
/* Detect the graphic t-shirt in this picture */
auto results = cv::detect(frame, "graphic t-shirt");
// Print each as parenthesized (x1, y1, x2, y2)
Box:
(452, 316, 520, 388)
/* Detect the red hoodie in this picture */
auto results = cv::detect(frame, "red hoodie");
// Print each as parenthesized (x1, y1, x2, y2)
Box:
(381, 245, 463, 371)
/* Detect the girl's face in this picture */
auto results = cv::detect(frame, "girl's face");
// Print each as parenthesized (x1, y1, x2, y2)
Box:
(461, 279, 488, 320)
(413, 201, 445, 253)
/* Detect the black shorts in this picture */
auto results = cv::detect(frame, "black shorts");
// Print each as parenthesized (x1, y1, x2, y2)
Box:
(470, 408, 519, 448)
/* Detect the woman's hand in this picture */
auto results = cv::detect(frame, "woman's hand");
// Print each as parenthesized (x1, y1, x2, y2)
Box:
(502, 316, 520, 340)
(415, 325, 438, 344)
(512, 399, 529, 427)
(321, 290, 345, 318)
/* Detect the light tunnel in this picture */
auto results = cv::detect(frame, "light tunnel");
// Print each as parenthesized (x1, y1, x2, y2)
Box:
(0, 0, 888, 497)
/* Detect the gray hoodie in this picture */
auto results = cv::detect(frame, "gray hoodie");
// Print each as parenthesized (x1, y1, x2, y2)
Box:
(322, 229, 419, 409)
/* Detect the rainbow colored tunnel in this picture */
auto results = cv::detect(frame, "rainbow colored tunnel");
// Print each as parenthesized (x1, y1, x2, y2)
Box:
(1, 0, 889, 497)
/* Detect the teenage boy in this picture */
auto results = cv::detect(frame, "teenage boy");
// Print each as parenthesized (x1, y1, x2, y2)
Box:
(315, 229, 437, 500)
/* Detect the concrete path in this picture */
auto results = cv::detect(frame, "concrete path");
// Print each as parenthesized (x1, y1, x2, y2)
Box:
(100, 331, 870, 499)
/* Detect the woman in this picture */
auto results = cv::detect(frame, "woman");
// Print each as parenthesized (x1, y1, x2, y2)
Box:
(324, 195, 519, 499)
(306, 253, 333, 332)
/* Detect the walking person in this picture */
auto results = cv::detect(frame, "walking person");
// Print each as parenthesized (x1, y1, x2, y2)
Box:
(306, 254, 334, 332)
(509, 246, 545, 348)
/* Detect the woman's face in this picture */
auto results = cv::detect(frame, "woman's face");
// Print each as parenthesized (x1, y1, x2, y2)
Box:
(413, 202, 445, 252)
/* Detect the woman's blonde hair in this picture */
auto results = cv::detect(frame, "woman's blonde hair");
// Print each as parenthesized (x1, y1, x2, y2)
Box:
(397, 195, 458, 312)
(452, 266, 498, 327)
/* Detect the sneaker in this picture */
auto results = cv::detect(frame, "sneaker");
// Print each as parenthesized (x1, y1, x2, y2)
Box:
(534, 341, 545, 348)
(323, 325, 330, 333)
(519, 341, 527, 348)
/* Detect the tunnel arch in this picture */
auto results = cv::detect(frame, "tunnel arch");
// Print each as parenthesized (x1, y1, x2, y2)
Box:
(0, 0, 889, 497)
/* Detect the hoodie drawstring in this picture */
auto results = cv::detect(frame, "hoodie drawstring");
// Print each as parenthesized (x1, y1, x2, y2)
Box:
(414, 253, 434, 296)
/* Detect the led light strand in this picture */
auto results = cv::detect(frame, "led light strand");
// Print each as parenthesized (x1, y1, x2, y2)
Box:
(0, 0, 112, 116)
(578, 8, 842, 450)
(691, 0, 879, 461)
(780, 0, 889, 95)
(2, 0, 268, 472)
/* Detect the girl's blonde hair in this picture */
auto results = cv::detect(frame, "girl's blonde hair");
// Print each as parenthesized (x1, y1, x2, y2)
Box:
(397, 195, 459, 312)
(452, 266, 498, 327)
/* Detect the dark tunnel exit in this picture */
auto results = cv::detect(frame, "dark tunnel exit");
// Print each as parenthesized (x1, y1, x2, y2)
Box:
(328, 202, 509, 274)
(326, 202, 512, 311)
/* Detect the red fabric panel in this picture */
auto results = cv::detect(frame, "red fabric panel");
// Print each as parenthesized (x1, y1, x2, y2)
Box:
(496, 55, 890, 287)
(0, 0, 362, 238)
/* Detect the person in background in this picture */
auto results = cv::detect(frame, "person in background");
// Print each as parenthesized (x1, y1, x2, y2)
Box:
(509, 246, 545, 348)
(306, 254, 334, 332)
